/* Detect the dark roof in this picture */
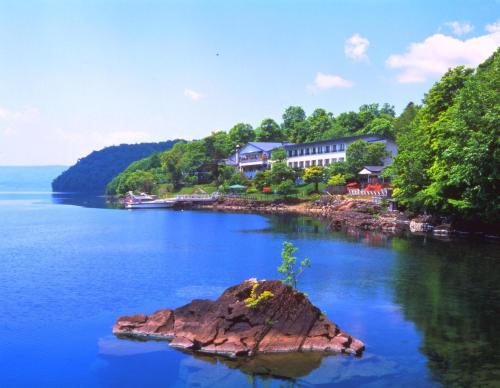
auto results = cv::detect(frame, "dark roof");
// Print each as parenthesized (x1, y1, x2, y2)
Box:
(247, 142, 287, 151)
(363, 165, 385, 172)
(283, 135, 385, 149)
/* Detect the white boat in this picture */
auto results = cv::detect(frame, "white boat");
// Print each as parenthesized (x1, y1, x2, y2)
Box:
(125, 199, 176, 209)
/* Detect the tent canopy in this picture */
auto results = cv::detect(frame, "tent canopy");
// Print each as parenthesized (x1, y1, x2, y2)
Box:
(228, 184, 246, 190)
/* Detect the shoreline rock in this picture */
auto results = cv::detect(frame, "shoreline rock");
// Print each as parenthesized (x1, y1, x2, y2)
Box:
(113, 279, 365, 358)
(186, 197, 498, 238)
(193, 197, 409, 234)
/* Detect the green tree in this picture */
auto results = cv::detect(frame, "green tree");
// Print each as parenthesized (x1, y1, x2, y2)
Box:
(303, 165, 325, 192)
(277, 242, 311, 289)
(391, 65, 475, 214)
(276, 179, 296, 197)
(363, 116, 395, 138)
(394, 102, 419, 134)
(254, 170, 272, 190)
(304, 108, 334, 142)
(325, 161, 353, 181)
(328, 173, 346, 186)
(282, 106, 307, 142)
(255, 118, 285, 141)
(271, 147, 287, 162)
(269, 162, 296, 184)
(345, 140, 389, 177)
(120, 170, 155, 194)
(228, 123, 255, 149)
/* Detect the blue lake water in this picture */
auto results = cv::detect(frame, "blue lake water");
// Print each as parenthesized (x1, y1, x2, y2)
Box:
(0, 166, 499, 387)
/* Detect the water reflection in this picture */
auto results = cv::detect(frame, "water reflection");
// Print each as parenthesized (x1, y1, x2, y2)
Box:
(51, 192, 114, 209)
(174, 351, 401, 387)
(391, 238, 500, 387)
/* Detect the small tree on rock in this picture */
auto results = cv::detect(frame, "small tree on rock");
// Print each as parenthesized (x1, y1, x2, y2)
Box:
(278, 242, 311, 289)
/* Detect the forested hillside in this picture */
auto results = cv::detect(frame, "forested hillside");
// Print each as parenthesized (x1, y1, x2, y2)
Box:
(106, 102, 399, 195)
(52, 140, 181, 192)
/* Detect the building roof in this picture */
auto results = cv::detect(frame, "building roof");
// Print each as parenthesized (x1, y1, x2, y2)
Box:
(246, 142, 287, 152)
(283, 134, 385, 149)
(359, 165, 386, 175)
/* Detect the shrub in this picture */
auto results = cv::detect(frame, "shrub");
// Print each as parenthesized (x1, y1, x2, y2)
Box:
(244, 283, 274, 309)
(328, 173, 346, 187)
(276, 179, 296, 196)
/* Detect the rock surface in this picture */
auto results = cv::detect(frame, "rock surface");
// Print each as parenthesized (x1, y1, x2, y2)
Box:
(193, 197, 409, 234)
(113, 279, 365, 358)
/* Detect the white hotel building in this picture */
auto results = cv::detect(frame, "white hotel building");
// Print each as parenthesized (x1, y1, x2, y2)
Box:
(283, 135, 397, 169)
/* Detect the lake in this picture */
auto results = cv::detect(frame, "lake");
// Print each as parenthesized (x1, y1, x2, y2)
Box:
(0, 166, 499, 387)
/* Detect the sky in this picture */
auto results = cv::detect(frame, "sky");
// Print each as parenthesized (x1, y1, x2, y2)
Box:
(0, 0, 498, 165)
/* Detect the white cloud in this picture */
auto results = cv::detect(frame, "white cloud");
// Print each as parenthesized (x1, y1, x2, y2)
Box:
(0, 106, 40, 123)
(183, 88, 203, 101)
(345, 33, 370, 61)
(386, 30, 500, 83)
(308, 72, 353, 92)
(486, 20, 500, 33)
(445, 21, 474, 36)
(2, 127, 15, 136)
(55, 129, 152, 154)
(0, 103, 159, 165)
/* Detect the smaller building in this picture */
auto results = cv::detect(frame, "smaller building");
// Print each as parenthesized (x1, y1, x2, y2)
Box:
(226, 142, 287, 178)
(358, 165, 386, 184)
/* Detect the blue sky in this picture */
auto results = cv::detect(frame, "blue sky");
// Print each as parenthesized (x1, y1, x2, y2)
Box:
(0, 0, 498, 165)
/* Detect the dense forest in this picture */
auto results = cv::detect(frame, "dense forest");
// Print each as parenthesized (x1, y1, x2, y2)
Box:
(389, 48, 499, 224)
(107, 49, 498, 225)
(52, 140, 181, 192)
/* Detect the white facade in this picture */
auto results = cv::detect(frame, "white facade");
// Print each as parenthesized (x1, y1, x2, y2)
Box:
(284, 135, 397, 169)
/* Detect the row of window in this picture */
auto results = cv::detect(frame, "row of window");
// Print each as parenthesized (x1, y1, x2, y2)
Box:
(287, 144, 346, 158)
(288, 157, 345, 168)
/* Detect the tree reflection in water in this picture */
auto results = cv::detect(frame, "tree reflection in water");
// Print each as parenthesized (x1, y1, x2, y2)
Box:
(392, 238, 500, 387)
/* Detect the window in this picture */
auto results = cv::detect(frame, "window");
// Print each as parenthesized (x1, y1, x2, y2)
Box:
(324, 159, 330, 165)
(306, 148, 310, 155)
(288, 150, 293, 157)
(325, 145, 330, 153)
(318, 159, 323, 166)
(339, 143, 345, 151)
(339, 157, 344, 162)
(332, 158, 337, 163)
(288, 162, 293, 167)
(294, 149, 298, 156)
(294, 162, 298, 168)
(305, 161, 310, 167)
(318, 146, 323, 154)
(332, 144, 337, 152)
(299, 161, 304, 168)
(311, 160, 316, 166)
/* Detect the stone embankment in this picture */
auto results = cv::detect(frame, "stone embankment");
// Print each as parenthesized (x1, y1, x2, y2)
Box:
(195, 196, 409, 233)
(114, 279, 365, 359)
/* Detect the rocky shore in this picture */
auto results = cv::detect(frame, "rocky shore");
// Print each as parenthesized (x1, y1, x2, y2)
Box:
(190, 196, 499, 238)
(114, 279, 365, 358)
(194, 196, 409, 234)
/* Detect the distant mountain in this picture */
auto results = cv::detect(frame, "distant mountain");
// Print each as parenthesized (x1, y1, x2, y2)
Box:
(52, 140, 182, 192)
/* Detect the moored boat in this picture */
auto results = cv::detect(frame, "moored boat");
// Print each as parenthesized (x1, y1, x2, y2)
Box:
(125, 199, 176, 209)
